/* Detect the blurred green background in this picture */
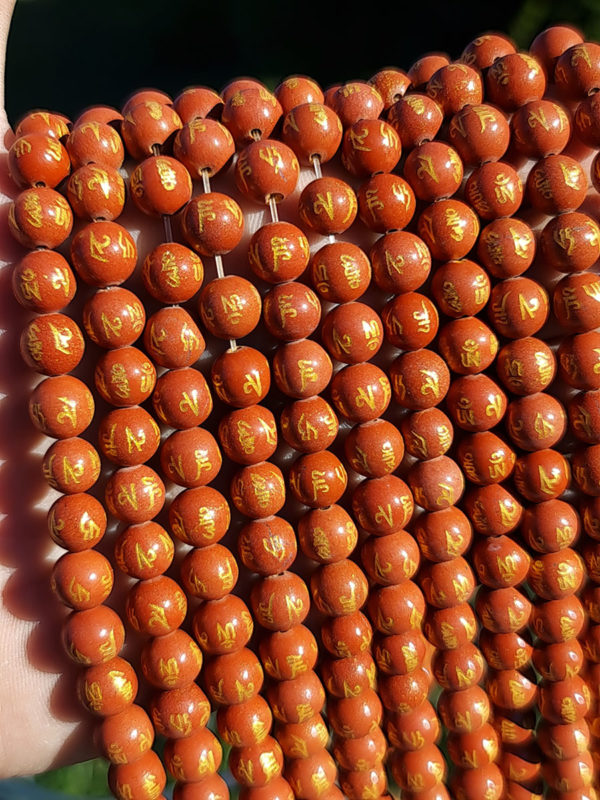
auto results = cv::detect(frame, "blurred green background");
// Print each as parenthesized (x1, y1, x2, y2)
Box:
(3, 0, 600, 796)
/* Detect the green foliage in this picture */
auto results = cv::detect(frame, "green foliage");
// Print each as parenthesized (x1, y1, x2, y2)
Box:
(33, 759, 109, 798)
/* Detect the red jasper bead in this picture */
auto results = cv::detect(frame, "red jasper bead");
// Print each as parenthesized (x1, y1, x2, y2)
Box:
(408, 54, 450, 87)
(432, 643, 485, 691)
(114, 521, 174, 579)
(555, 42, 600, 97)
(522, 498, 579, 553)
(572, 444, 600, 495)
(199, 275, 261, 339)
(404, 141, 463, 201)
(164, 727, 222, 783)
(309, 241, 371, 302)
(450, 763, 503, 800)
(67, 164, 125, 220)
(238, 515, 297, 575)
(263, 282, 321, 342)
(554, 272, 600, 333)
(478, 629, 533, 671)
(381, 292, 439, 350)
(340, 765, 387, 799)
(211, 346, 270, 407)
(368, 581, 425, 635)
(374, 629, 427, 675)
(390, 742, 447, 791)
(266, 668, 325, 723)
(222, 79, 266, 102)
(530, 25, 584, 74)
(289, 450, 347, 508)
(457, 431, 516, 486)
(420, 556, 475, 608)
(287, 751, 337, 799)
(531, 594, 585, 643)
(229, 736, 283, 787)
(539, 676, 592, 724)
(344, 418, 404, 478)
(221, 87, 282, 144)
(328, 688, 383, 739)
(333, 726, 387, 770)
(8, 132, 70, 188)
(298, 176, 357, 235)
(427, 63, 483, 116)
(273, 340, 332, 400)
(461, 33, 516, 68)
(281, 102, 342, 165)
(430, 259, 490, 318)
(52, 549, 113, 610)
(122, 89, 172, 112)
(144, 307, 205, 369)
(259, 625, 318, 681)
(417, 199, 479, 261)
(574, 91, 600, 146)
(152, 367, 212, 429)
(105, 465, 165, 524)
(332, 81, 384, 127)
(486, 52, 546, 109)
(12, 249, 75, 313)
(180, 543, 238, 600)
(569, 390, 600, 443)
(126, 575, 187, 636)
(42, 437, 100, 494)
(386, 701, 440, 750)
(583, 495, 600, 539)
(437, 685, 490, 732)
(281, 396, 338, 454)
(488, 276, 550, 338)
(275, 75, 324, 112)
(357, 173, 415, 233)
(477, 216, 535, 278)
(79, 657, 138, 718)
(537, 719, 591, 761)
(544, 753, 595, 793)
(361, 529, 420, 585)
(66, 121, 124, 170)
(173, 86, 222, 121)
(321, 301, 383, 364)
(412, 506, 472, 562)
(342, 118, 401, 177)
(276, 714, 329, 758)
(311, 559, 369, 617)
(231, 461, 286, 518)
(140, 628, 202, 689)
(70, 221, 136, 287)
(239, 779, 294, 800)
(160, 427, 221, 488)
(476, 586, 532, 633)
(506, 393, 566, 451)
(437, 316, 498, 375)
(533, 639, 584, 682)
(74, 106, 122, 126)
(297, 504, 357, 564)
(321, 610, 373, 659)
(408, 456, 465, 511)
(463, 483, 522, 536)
(218, 694, 272, 747)
(121, 100, 181, 159)
(98, 405, 160, 466)
(388, 93, 443, 150)
(512, 99, 571, 158)
(248, 221, 309, 284)
(496, 337, 555, 395)
(370, 230, 431, 294)
(95, 346, 156, 407)
(15, 110, 70, 139)
(526, 154, 587, 214)
(218, 404, 277, 465)
(473, 535, 529, 588)
(448, 103, 510, 166)
(193, 594, 253, 656)
(82, 287, 145, 349)
(558, 331, 600, 389)
(173, 118, 234, 177)
(400, 408, 453, 461)
(389, 349, 450, 410)
(183, 191, 244, 256)
(9, 187, 72, 249)
(130, 156, 192, 216)
(48, 493, 106, 552)
(21, 312, 84, 376)
(149, 682, 210, 738)
(235, 139, 299, 204)
(30, 375, 94, 439)
(465, 161, 523, 221)
(446, 374, 507, 432)
(352, 474, 414, 535)
(97, 703, 154, 765)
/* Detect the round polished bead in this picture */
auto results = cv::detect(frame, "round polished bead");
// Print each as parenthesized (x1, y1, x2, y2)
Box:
(164, 727, 222, 783)
(21, 313, 84, 376)
(412, 506, 472, 562)
(496, 337, 555, 395)
(432, 643, 485, 691)
(235, 139, 299, 204)
(66, 121, 124, 169)
(344, 418, 404, 478)
(97, 703, 154, 765)
(373, 629, 427, 675)
(140, 628, 202, 689)
(370, 231, 430, 294)
(437, 685, 490, 732)
(575, 90, 600, 147)
(381, 292, 438, 351)
(123, 89, 173, 112)
(281, 396, 338, 454)
(121, 100, 181, 159)
(107, 750, 164, 800)
(287, 751, 337, 800)
(448, 103, 510, 166)
(473, 535, 529, 588)
(143, 307, 204, 369)
(408, 456, 465, 512)
(543, 753, 595, 794)
(105, 465, 165, 524)
(152, 367, 212, 429)
(477, 217, 535, 279)
(558, 331, 600, 389)
(43, 437, 100, 494)
(218, 404, 277, 465)
(78, 656, 138, 717)
(239, 778, 295, 800)
(449, 763, 503, 800)
(180, 543, 238, 600)
(478, 629, 533, 671)
(465, 161, 523, 220)
(321, 611, 372, 659)
(386, 701, 440, 751)
(173, 85, 222, 121)
(15, 110, 70, 139)
(368, 581, 425, 635)
(327, 688, 383, 739)
(193, 594, 253, 655)
(273, 340, 332, 399)
(389, 349, 450, 410)
(275, 76, 324, 113)
(533, 639, 584, 682)
(321, 302, 383, 364)
(259, 625, 318, 681)
(456, 431, 515, 486)
(67, 164, 125, 220)
(289, 450, 347, 508)
(512, 99, 571, 159)
(554, 272, 600, 333)
(229, 737, 283, 787)
(222, 79, 267, 102)
(263, 282, 321, 341)
(408, 54, 450, 87)
(9, 187, 72, 249)
(8, 132, 70, 187)
(248, 221, 309, 284)
(340, 765, 387, 799)
(211, 346, 270, 407)
(266, 668, 325, 723)
(445, 374, 507, 432)
(98, 406, 160, 466)
(530, 25, 584, 73)
(160, 427, 221, 488)
(150, 682, 211, 738)
(486, 52, 545, 109)
(30, 375, 94, 439)
(476, 586, 532, 633)
(390, 742, 446, 791)
(361, 529, 420, 585)
(173, 118, 234, 177)
(238, 515, 297, 575)
(70, 221, 136, 286)
(417, 199, 479, 261)
(569, 390, 600, 443)
(142, 242, 203, 304)
(461, 32, 516, 68)
(522, 499, 579, 553)
(183, 191, 244, 256)
(48, 493, 106, 552)
(12, 249, 76, 313)
(540, 211, 600, 273)
(309, 241, 371, 303)
(583, 496, 600, 540)
(311, 559, 369, 617)
(298, 177, 357, 235)
(297, 504, 357, 564)
(231, 461, 286, 518)
(333, 726, 387, 770)
(420, 556, 475, 608)
(514, 449, 570, 502)
(357, 173, 415, 233)
(114, 521, 174, 579)
(427, 63, 482, 115)
(281, 102, 342, 165)
(531, 594, 585, 643)
(199, 275, 261, 339)
(52, 549, 113, 610)
(95, 346, 156, 407)
(401, 408, 453, 461)
(437, 316, 498, 375)
(537, 719, 591, 761)
(352, 475, 414, 535)
(505, 393, 566, 451)
(342, 118, 401, 177)
(404, 141, 462, 201)
(463, 483, 522, 536)
(218, 694, 272, 747)
(221, 87, 282, 144)
(388, 92, 443, 150)
(488, 276, 549, 339)
(539, 676, 592, 725)
(74, 106, 122, 126)
(526, 154, 587, 214)
(555, 42, 600, 97)
(430, 259, 490, 319)
(82, 287, 145, 349)
(126, 576, 187, 636)
(332, 81, 384, 127)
